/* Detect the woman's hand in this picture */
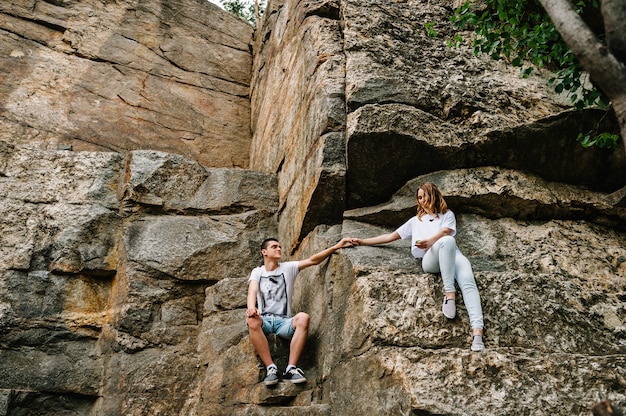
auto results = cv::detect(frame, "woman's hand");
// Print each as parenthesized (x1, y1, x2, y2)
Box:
(417, 228, 452, 251)
(246, 307, 260, 318)
(415, 239, 431, 250)
(336, 237, 356, 249)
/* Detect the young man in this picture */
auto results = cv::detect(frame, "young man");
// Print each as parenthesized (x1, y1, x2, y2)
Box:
(246, 237, 354, 386)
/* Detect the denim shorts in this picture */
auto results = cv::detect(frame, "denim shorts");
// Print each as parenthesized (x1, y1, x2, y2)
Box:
(261, 315, 295, 339)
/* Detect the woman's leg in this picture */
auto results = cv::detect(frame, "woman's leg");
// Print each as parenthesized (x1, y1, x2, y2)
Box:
(423, 236, 458, 318)
(422, 235, 457, 293)
(454, 250, 484, 330)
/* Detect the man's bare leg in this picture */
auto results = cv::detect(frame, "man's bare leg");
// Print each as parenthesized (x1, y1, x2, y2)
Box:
(247, 316, 273, 366)
(288, 312, 310, 367)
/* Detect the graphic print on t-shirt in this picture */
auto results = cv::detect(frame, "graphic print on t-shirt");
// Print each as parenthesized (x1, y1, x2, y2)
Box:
(259, 273, 288, 316)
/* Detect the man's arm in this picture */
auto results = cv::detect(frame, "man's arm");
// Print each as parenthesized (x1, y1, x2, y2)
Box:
(297, 237, 354, 271)
(246, 279, 260, 318)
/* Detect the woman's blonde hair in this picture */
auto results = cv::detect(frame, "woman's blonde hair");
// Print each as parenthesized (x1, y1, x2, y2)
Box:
(416, 182, 448, 220)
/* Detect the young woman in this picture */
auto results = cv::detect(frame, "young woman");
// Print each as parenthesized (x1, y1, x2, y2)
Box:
(349, 182, 485, 351)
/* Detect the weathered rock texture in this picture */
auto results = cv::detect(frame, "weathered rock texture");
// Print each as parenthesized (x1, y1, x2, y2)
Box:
(0, 0, 253, 168)
(340, 0, 625, 208)
(250, 0, 347, 253)
(0, 145, 278, 415)
(0, 0, 625, 415)
(249, 0, 625, 254)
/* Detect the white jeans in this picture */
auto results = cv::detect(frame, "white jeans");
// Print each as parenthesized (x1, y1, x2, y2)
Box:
(421, 235, 484, 329)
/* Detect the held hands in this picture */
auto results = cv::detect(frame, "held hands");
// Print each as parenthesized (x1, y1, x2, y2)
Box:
(335, 237, 356, 249)
(246, 307, 260, 318)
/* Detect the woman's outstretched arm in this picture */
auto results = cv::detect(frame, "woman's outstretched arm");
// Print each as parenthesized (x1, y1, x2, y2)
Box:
(350, 231, 401, 246)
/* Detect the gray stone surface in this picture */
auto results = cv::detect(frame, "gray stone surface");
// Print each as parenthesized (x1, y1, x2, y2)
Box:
(344, 167, 626, 230)
(0, 0, 253, 168)
(0, 143, 279, 415)
(0, 0, 625, 414)
(191, 219, 626, 415)
(250, 0, 346, 253)
(346, 104, 625, 208)
(341, 0, 624, 207)
(120, 150, 279, 215)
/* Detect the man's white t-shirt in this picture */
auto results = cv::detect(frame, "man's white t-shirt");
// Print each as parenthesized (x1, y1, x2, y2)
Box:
(395, 211, 457, 258)
(248, 261, 299, 318)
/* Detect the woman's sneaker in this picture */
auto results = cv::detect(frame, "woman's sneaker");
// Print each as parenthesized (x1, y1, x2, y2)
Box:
(263, 366, 279, 386)
(283, 367, 306, 384)
(442, 297, 456, 319)
(471, 335, 485, 352)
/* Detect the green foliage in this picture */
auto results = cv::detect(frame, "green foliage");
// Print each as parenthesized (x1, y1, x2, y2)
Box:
(450, 0, 605, 106)
(450, 0, 617, 149)
(221, 0, 265, 27)
(424, 22, 438, 38)
(577, 131, 620, 149)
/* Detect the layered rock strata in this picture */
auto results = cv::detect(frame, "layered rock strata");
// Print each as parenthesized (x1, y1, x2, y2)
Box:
(249, 0, 625, 254)
(250, 0, 347, 253)
(0, 0, 253, 167)
(0, 0, 625, 414)
(0, 145, 278, 415)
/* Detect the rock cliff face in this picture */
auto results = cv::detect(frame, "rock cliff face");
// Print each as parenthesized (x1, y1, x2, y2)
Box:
(0, 0, 625, 415)
(0, 0, 252, 168)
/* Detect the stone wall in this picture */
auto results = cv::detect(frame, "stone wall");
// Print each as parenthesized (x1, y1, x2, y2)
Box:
(249, 0, 626, 253)
(0, 0, 253, 168)
(0, 145, 278, 415)
(250, 0, 347, 253)
(0, 0, 625, 415)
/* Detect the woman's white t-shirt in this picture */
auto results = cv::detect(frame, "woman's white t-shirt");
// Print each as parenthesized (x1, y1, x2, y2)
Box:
(395, 211, 457, 258)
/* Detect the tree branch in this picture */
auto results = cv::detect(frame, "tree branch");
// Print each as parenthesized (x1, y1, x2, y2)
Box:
(602, 0, 626, 62)
(537, 0, 626, 100)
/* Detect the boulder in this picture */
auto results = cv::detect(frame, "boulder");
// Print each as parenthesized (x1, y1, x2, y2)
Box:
(344, 167, 626, 230)
(120, 150, 278, 215)
(0, 0, 253, 168)
(346, 104, 626, 208)
(0, 143, 281, 415)
(341, 0, 624, 208)
(191, 217, 626, 414)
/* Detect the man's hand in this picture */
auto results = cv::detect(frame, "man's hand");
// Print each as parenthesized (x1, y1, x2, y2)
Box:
(298, 237, 356, 270)
(335, 237, 355, 249)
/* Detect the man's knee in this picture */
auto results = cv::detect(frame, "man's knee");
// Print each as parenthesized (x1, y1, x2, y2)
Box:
(247, 316, 263, 331)
(293, 312, 310, 329)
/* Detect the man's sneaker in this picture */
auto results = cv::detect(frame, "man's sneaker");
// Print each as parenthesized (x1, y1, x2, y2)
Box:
(283, 367, 306, 384)
(471, 335, 485, 352)
(442, 297, 456, 319)
(263, 366, 279, 386)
